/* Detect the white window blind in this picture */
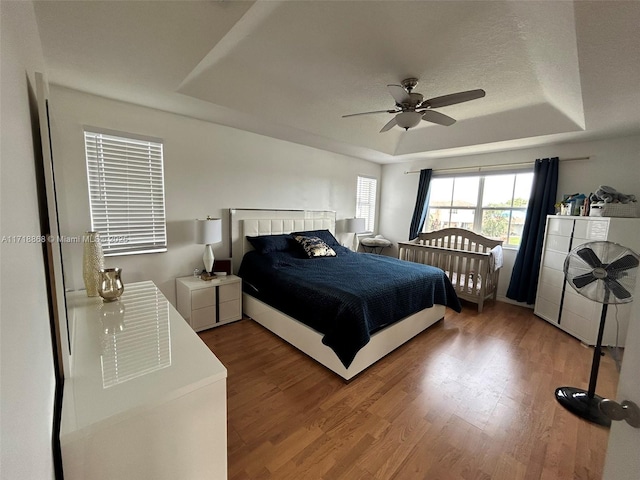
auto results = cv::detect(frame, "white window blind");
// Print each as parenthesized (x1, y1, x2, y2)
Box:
(356, 176, 377, 232)
(84, 130, 167, 256)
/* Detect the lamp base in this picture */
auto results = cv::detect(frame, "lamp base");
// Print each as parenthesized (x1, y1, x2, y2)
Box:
(555, 386, 611, 427)
(203, 244, 215, 275)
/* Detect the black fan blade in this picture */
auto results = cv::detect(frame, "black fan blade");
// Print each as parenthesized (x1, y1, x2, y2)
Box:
(572, 272, 598, 289)
(606, 254, 640, 275)
(423, 89, 486, 109)
(387, 84, 410, 105)
(576, 247, 603, 268)
(421, 110, 456, 126)
(605, 278, 632, 300)
(342, 110, 396, 118)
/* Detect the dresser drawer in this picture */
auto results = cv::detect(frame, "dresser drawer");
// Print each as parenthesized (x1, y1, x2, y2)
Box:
(544, 234, 570, 253)
(542, 250, 566, 271)
(537, 281, 562, 306)
(539, 266, 565, 289)
(547, 217, 574, 236)
(563, 288, 599, 319)
(534, 296, 560, 324)
(192, 287, 216, 310)
(573, 219, 609, 240)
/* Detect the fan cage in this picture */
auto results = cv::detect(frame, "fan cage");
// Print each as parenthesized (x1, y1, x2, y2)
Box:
(564, 241, 639, 305)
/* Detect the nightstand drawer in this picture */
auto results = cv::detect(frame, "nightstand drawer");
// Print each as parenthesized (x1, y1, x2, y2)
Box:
(219, 299, 241, 323)
(192, 287, 216, 310)
(219, 282, 240, 303)
(191, 305, 216, 330)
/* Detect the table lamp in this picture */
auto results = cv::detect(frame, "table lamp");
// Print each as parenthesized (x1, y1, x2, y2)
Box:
(345, 217, 366, 250)
(195, 217, 222, 275)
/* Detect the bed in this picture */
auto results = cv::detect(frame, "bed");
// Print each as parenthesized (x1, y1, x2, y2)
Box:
(230, 209, 461, 380)
(397, 228, 503, 313)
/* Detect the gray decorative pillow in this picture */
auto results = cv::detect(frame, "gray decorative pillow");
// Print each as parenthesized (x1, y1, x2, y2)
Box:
(293, 235, 336, 258)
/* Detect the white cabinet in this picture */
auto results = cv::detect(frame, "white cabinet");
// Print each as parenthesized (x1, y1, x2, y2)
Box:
(176, 275, 242, 332)
(534, 216, 640, 346)
(61, 281, 227, 480)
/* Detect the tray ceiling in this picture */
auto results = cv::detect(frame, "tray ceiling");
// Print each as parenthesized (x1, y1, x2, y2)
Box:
(33, 0, 640, 163)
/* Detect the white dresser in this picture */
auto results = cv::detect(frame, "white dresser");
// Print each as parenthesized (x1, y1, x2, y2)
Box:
(534, 215, 640, 346)
(61, 281, 227, 480)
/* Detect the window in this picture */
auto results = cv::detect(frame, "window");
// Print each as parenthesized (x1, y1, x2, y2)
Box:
(356, 176, 377, 232)
(425, 172, 533, 246)
(84, 130, 167, 256)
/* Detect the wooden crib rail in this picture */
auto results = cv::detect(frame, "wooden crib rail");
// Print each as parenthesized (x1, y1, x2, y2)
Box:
(398, 229, 503, 313)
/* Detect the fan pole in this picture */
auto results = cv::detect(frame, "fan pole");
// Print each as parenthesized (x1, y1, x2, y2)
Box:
(587, 302, 608, 399)
(555, 289, 612, 427)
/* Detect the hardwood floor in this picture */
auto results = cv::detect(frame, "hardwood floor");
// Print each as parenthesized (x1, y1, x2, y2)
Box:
(199, 300, 620, 480)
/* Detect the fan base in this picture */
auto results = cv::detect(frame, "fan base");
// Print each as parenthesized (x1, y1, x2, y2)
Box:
(555, 386, 611, 427)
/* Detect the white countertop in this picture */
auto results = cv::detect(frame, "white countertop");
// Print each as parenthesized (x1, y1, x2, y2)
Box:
(61, 281, 226, 442)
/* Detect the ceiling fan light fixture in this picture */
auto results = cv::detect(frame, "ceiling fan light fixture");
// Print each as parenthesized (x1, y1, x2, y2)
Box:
(395, 111, 422, 130)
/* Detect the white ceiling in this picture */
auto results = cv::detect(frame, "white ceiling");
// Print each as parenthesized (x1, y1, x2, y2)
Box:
(33, 0, 640, 164)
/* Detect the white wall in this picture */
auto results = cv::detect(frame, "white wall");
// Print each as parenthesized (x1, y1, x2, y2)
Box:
(379, 135, 640, 303)
(48, 86, 381, 304)
(0, 2, 56, 479)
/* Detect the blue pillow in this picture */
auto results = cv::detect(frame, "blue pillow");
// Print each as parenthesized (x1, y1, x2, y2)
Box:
(291, 229, 340, 247)
(246, 234, 293, 254)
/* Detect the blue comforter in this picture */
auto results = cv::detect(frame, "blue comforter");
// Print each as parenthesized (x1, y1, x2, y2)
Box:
(239, 247, 461, 368)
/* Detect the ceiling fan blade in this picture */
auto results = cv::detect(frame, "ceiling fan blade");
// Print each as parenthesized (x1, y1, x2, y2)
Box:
(380, 117, 397, 133)
(571, 272, 598, 289)
(421, 110, 456, 126)
(423, 89, 486, 109)
(387, 84, 410, 105)
(606, 254, 640, 275)
(342, 110, 396, 118)
(605, 278, 632, 300)
(576, 247, 603, 269)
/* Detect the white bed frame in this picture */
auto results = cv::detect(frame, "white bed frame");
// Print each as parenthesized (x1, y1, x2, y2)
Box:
(229, 208, 446, 380)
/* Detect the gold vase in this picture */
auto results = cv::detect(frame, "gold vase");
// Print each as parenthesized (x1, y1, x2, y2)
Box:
(98, 267, 124, 302)
(82, 231, 104, 297)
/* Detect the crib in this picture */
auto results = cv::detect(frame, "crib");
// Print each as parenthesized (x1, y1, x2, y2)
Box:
(398, 228, 503, 313)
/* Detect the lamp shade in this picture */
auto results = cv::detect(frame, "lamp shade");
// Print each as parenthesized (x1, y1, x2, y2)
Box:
(345, 217, 366, 234)
(195, 218, 222, 245)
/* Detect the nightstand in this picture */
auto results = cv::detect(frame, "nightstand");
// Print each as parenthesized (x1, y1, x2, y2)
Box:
(176, 275, 242, 332)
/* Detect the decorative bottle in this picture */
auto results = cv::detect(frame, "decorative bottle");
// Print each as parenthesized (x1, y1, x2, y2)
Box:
(82, 231, 105, 297)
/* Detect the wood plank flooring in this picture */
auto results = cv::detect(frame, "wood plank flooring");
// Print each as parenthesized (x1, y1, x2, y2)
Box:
(199, 300, 619, 480)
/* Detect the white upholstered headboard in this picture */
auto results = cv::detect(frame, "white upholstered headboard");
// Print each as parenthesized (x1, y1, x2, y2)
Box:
(229, 209, 336, 274)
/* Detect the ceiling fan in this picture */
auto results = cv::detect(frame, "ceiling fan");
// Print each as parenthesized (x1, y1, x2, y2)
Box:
(342, 78, 485, 133)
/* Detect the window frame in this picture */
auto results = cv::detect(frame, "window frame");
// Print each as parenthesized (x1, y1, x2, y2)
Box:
(84, 128, 167, 256)
(356, 175, 377, 233)
(424, 169, 533, 248)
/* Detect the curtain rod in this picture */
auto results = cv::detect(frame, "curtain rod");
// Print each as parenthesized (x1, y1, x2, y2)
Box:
(404, 156, 590, 175)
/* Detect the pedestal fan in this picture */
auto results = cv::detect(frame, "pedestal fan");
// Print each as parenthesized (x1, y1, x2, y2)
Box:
(555, 240, 639, 427)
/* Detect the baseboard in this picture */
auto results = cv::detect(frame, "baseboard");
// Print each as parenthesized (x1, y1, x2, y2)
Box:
(496, 295, 534, 309)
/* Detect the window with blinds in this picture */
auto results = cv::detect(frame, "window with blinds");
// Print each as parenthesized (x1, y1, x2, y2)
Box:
(84, 130, 167, 256)
(356, 176, 377, 232)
